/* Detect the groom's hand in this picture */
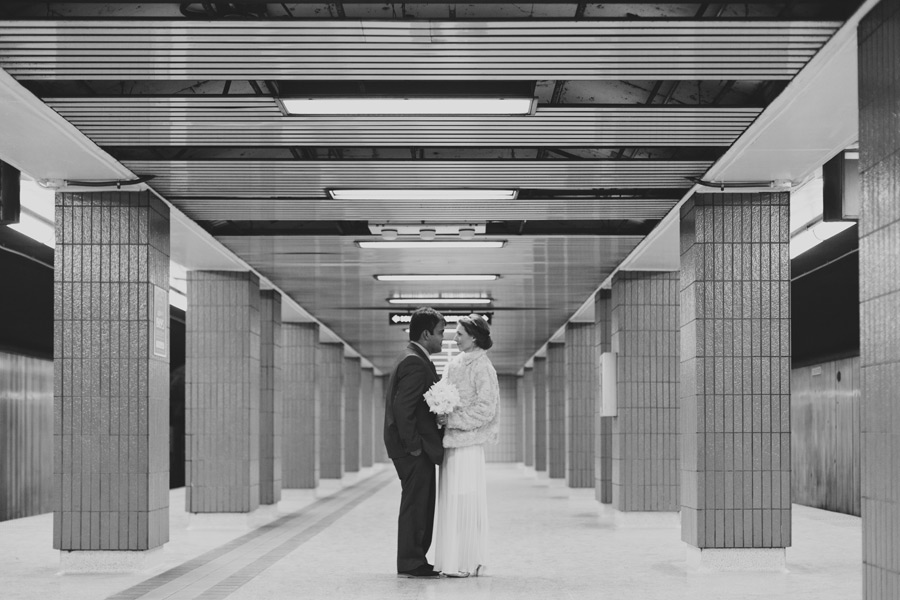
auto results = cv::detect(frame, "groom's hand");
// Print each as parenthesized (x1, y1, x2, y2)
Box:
(410, 449, 422, 457)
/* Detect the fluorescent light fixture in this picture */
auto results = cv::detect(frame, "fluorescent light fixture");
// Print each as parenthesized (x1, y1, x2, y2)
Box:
(169, 288, 187, 311)
(281, 97, 536, 116)
(8, 212, 54, 248)
(375, 274, 499, 282)
(6, 178, 55, 248)
(331, 189, 517, 201)
(790, 220, 855, 259)
(357, 241, 506, 249)
(388, 297, 493, 305)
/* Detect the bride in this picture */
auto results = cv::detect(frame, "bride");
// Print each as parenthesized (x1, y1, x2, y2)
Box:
(435, 314, 500, 578)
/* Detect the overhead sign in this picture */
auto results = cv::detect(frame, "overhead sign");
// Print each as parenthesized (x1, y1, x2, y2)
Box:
(389, 312, 493, 326)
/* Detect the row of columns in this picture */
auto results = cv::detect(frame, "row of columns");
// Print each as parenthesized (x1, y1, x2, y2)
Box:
(53, 194, 388, 553)
(517, 191, 792, 561)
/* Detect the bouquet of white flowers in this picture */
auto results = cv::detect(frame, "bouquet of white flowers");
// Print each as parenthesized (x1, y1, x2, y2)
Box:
(424, 378, 461, 426)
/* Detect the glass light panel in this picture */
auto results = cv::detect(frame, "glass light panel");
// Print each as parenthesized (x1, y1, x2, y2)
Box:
(375, 274, 498, 281)
(388, 297, 492, 305)
(358, 241, 505, 249)
(282, 97, 534, 116)
(789, 220, 854, 259)
(332, 188, 516, 201)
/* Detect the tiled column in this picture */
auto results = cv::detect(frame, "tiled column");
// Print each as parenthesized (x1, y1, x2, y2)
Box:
(53, 191, 170, 565)
(374, 374, 389, 463)
(523, 367, 535, 468)
(533, 356, 548, 475)
(859, 4, 900, 596)
(566, 322, 596, 488)
(317, 342, 344, 482)
(595, 290, 613, 503)
(547, 342, 567, 480)
(679, 193, 790, 568)
(342, 355, 361, 478)
(611, 271, 680, 515)
(360, 366, 374, 469)
(485, 374, 519, 462)
(185, 271, 260, 516)
(258, 290, 282, 506)
(282, 323, 318, 489)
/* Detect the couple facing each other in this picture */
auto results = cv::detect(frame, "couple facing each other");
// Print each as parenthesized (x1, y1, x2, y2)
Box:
(383, 307, 500, 579)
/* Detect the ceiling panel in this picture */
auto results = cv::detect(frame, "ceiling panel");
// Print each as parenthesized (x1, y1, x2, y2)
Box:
(122, 159, 712, 202)
(0, 19, 839, 80)
(47, 99, 762, 147)
(219, 234, 643, 373)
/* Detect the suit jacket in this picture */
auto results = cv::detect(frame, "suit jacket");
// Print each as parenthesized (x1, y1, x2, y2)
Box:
(383, 343, 444, 465)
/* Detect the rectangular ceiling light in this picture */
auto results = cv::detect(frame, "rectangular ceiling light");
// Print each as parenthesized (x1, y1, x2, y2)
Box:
(388, 297, 493, 305)
(375, 274, 499, 282)
(281, 97, 536, 116)
(330, 189, 517, 201)
(357, 241, 506, 249)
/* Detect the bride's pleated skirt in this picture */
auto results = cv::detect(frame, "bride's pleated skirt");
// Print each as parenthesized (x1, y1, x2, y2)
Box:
(434, 444, 489, 575)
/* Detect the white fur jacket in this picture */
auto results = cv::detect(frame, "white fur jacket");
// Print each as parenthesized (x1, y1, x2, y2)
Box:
(443, 348, 500, 448)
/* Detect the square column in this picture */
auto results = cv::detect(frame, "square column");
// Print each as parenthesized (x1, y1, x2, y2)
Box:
(185, 271, 260, 514)
(374, 374, 389, 463)
(317, 342, 344, 481)
(282, 323, 318, 489)
(566, 322, 596, 488)
(595, 290, 613, 503)
(53, 190, 170, 558)
(523, 367, 535, 468)
(360, 367, 374, 469)
(859, 3, 900, 596)
(679, 193, 790, 561)
(486, 374, 520, 462)
(259, 290, 282, 505)
(533, 356, 548, 474)
(611, 271, 680, 512)
(547, 342, 567, 480)
(342, 355, 361, 476)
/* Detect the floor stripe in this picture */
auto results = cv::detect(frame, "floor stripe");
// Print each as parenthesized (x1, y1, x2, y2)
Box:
(107, 470, 394, 600)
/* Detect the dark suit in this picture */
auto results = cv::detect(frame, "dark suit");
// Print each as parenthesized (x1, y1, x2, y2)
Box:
(384, 343, 444, 572)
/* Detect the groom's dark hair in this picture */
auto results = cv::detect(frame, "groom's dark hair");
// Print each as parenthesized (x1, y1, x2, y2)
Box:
(409, 307, 444, 342)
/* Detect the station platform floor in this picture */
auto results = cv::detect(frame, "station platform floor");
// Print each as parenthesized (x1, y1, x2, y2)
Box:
(1, 463, 861, 600)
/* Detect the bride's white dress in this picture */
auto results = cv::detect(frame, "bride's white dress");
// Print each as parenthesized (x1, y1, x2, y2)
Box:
(435, 444, 489, 575)
(433, 348, 499, 576)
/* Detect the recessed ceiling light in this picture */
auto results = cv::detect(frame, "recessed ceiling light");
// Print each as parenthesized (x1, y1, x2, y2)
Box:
(331, 189, 517, 201)
(280, 97, 536, 116)
(388, 297, 493, 305)
(357, 241, 506, 249)
(375, 274, 499, 282)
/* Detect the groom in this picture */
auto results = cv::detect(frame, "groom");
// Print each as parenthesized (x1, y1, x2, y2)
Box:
(384, 306, 445, 578)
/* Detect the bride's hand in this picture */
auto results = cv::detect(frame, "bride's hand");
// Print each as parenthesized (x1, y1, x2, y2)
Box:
(437, 414, 449, 427)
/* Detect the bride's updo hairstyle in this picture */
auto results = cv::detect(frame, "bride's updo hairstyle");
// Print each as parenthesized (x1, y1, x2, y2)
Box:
(458, 313, 493, 350)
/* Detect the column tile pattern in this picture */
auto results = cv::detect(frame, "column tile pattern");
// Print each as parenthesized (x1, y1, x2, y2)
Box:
(53, 190, 170, 550)
(343, 356, 361, 474)
(859, 3, 900, 597)
(317, 343, 344, 480)
(595, 289, 613, 503)
(567, 323, 596, 488)
(485, 374, 518, 462)
(611, 271, 680, 512)
(258, 290, 282, 505)
(523, 367, 535, 467)
(374, 374, 389, 463)
(533, 357, 548, 473)
(185, 271, 260, 514)
(282, 323, 318, 489)
(360, 367, 374, 469)
(679, 192, 791, 548)
(547, 342, 567, 479)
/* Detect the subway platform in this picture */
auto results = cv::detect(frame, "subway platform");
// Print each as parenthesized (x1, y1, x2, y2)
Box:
(0, 464, 861, 600)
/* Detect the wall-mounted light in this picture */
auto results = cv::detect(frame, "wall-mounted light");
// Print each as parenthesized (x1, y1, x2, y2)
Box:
(790, 220, 855, 259)
(375, 274, 499, 282)
(357, 240, 506, 249)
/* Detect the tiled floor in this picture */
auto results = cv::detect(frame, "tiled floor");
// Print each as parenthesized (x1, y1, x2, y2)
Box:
(0, 464, 862, 600)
